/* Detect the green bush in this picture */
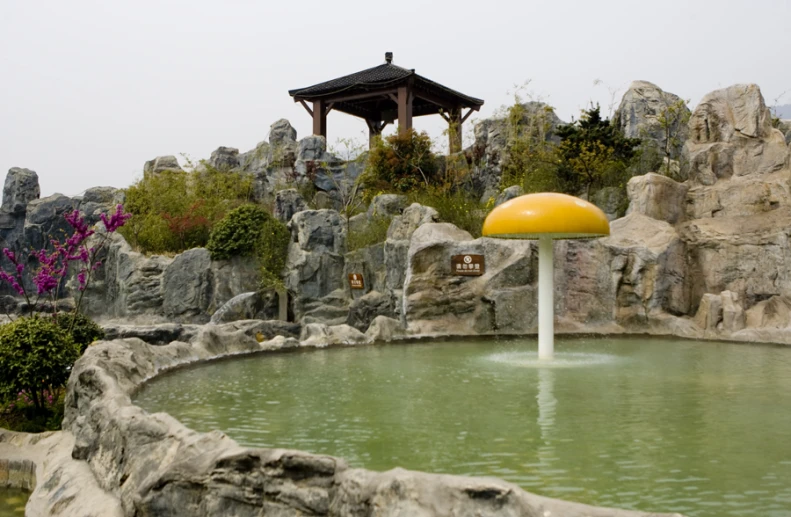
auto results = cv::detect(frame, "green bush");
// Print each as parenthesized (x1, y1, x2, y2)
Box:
(55, 312, 104, 353)
(207, 205, 274, 260)
(206, 204, 291, 291)
(410, 189, 486, 238)
(363, 129, 438, 198)
(348, 216, 391, 251)
(0, 316, 78, 413)
(120, 163, 254, 254)
(255, 217, 291, 291)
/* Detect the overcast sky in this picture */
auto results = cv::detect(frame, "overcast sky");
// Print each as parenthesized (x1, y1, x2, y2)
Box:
(2, 0, 789, 197)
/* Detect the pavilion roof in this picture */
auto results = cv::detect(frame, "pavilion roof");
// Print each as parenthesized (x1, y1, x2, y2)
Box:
(288, 60, 483, 117)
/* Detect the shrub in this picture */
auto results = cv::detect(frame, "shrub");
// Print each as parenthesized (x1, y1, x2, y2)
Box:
(255, 217, 291, 291)
(0, 316, 78, 413)
(410, 188, 486, 238)
(120, 163, 254, 254)
(55, 312, 104, 353)
(206, 205, 273, 260)
(347, 216, 391, 251)
(363, 129, 438, 197)
(206, 204, 291, 291)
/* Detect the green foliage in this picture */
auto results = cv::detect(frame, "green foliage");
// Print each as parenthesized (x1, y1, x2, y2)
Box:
(0, 316, 78, 415)
(554, 105, 641, 198)
(207, 205, 274, 260)
(500, 103, 563, 194)
(410, 188, 486, 238)
(120, 162, 254, 254)
(363, 129, 438, 197)
(347, 215, 391, 251)
(255, 217, 291, 292)
(0, 391, 64, 432)
(55, 312, 104, 353)
(205, 204, 290, 291)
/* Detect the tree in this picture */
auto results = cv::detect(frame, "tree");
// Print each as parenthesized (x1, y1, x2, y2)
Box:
(554, 105, 641, 198)
(657, 97, 691, 177)
(363, 129, 438, 196)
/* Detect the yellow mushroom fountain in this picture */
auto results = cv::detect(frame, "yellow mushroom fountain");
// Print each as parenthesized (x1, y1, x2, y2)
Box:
(482, 193, 610, 360)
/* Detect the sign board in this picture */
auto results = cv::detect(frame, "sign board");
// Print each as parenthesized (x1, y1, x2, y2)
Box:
(348, 273, 365, 290)
(451, 254, 485, 276)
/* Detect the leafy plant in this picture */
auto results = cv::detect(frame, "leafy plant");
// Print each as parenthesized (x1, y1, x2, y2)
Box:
(255, 216, 291, 291)
(206, 204, 274, 261)
(347, 215, 391, 251)
(363, 129, 438, 197)
(120, 162, 254, 254)
(55, 311, 104, 353)
(0, 316, 78, 413)
(410, 188, 486, 238)
(206, 204, 291, 291)
(554, 105, 641, 198)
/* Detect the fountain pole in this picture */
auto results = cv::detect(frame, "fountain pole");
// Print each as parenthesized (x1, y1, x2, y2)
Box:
(538, 235, 554, 360)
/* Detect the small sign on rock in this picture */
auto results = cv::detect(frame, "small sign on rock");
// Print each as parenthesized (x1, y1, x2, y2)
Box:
(451, 254, 485, 276)
(348, 273, 365, 289)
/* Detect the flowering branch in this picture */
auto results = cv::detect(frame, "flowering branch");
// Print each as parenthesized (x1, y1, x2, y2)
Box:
(0, 204, 131, 322)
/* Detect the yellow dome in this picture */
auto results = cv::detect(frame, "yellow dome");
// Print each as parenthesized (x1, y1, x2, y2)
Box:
(482, 193, 610, 239)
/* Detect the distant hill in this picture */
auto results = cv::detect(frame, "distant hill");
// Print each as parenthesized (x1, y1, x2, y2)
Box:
(771, 104, 791, 119)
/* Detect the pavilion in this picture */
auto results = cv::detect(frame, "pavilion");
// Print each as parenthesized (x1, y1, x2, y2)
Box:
(288, 52, 484, 152)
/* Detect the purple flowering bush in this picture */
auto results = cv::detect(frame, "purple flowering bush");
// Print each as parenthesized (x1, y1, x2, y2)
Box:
(0, 205, 130, 430)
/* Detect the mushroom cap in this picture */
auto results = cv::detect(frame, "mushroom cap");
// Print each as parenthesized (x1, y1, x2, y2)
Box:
(482, 193, 610, 239)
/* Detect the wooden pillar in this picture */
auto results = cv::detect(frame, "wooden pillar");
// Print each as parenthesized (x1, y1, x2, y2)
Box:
(449, 107, 462, 153)
(367, 120, 383, 148)
(312, 99, 327, 137)
(397, 85, 413, 136)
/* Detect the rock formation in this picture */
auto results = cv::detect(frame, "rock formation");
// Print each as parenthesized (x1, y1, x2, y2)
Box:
(613, 80, 691, 161)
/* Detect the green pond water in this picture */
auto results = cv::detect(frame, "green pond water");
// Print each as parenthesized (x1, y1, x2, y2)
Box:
(0, 488, 28, 517)
(134, 337, 791, 517)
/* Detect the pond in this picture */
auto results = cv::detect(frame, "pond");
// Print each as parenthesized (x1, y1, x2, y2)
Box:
(0, 488, 28, 517)
(134, 337, 791, 517)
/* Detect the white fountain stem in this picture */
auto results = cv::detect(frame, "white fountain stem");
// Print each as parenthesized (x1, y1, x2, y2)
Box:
(538, 235, 554, 360)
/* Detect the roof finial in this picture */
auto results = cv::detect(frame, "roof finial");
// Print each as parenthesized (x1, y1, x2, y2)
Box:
(385, 52, 393, 64)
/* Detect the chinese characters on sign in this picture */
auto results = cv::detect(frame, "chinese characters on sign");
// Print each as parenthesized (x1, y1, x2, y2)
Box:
(348, 273, 365, 289)
(451, 254, 485, 276)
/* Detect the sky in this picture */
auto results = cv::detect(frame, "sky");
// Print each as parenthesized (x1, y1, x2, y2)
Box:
(1, 0, 789, 198)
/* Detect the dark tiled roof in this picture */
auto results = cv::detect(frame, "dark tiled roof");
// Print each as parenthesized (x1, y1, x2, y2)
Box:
(289, 62, 483, 108)
(289, 63, 414, 98)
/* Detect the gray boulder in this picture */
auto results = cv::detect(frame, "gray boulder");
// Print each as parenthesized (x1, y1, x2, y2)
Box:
(274, 189, 307, 224)
(367, 194, 408, 218)
(297, 135, 327, 162)
(162, 248, 213, 322)
(2, 167, 40, 214)
(384, 203, 439, 295)
(208, 146, 240, 170)
(494, 185, 524, 207)
(614, 81, 690, 161)
(268, 118, 297, 145)
(79, 186, 122, 225)
(626, 173, 688, 224)
(237, 140, 271, 173)
(23, 194, 78, 250)
(347, 290, 393, 331)
(289, 209, 346, 254)
(683, 84, 788, 184)
(143, 155, 181, 175)
(285, 210, 347, 317)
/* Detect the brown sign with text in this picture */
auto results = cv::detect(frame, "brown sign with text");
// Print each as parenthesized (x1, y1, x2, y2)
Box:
(348, 273, 365, 289)
(451, 254, 485, 276)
